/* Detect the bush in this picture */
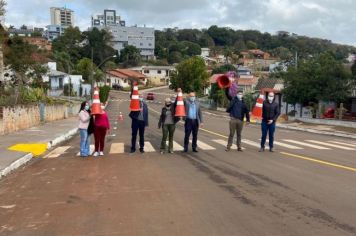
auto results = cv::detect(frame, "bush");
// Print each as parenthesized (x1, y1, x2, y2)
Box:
(99, 85, 111, 103)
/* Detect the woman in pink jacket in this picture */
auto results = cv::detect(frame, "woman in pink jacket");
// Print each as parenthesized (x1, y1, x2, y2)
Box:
(93, 104, 110, 156)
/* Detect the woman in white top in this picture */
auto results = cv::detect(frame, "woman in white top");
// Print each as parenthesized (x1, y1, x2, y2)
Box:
(78, 101, 91, 157)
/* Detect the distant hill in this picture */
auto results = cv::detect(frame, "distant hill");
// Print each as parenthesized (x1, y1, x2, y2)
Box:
(155, 25, 356, 63)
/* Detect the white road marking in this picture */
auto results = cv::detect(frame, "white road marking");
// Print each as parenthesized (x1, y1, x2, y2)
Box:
(328, 141, 356, 148)
(109, 143, 125, 154)
(212, 139, 246, 150)
(242, 139, 261, 148)
(76, 145, 95, 156)
(190, 140, 216, 150)
(261, 139, 303, 150)
(142, 141, 156, 152)
(282, 140, 330, 150)
(43, 146, 71, 158)
(306, 140, 356, 150)
(165, 141, 184, 151)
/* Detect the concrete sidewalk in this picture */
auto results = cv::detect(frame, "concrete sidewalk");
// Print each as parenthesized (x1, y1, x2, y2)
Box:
(0, 117, 78, 179)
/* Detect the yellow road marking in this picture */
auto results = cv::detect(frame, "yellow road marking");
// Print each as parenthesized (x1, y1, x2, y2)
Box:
(8, 143, 48, 157)
(280, 152, 356, 172)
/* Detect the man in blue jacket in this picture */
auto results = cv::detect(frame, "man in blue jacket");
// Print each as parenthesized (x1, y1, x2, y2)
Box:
(225, 90, 250, 152)
(184, 92, 203, 153)
(129, 93, 149, 153)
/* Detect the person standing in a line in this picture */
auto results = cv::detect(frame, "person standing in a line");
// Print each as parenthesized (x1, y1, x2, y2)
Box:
(93, 103, 110, 157)
(225, 90, 250, 152)
(130, 93, 149, 153)
(259, 92, 280, 152)
(158, 98, 180, 154)
(184, 92, 203, 153)
(78, 101, 91, 157)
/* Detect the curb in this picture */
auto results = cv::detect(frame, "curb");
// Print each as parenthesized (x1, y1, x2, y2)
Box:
(0, 128, 78, 180)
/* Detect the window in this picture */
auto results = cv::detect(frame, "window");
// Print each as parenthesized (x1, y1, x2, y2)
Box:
(107, 79, 110, 83)
(124, 79, 127, 83)
(140, 43, 143, 46)
(157, 70, 162, 74)
(144, 70, 149, 74)
(148, 43, 152, 46)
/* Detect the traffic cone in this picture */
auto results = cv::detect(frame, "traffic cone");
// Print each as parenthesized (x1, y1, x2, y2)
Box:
(91, 87, 103, 115)
(175, 89, 186, 117)
(130, 83, 141, 111)
(118, 112, 124, 121)
(251, 93, 264, 119)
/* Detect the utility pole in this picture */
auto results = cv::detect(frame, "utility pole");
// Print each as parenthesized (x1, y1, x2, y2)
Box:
(91, 48, 94, 100)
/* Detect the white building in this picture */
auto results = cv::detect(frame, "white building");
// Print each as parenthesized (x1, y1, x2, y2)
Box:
(201, 48, 210, 57)
(129, 66, 175, 86)
(92, 9, 155, 60)
(50, 7, 75, 27)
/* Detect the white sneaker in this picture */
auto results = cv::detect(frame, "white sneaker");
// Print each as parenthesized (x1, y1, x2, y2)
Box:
(93, 152, 99, 157)
(99, 151, 104, 156)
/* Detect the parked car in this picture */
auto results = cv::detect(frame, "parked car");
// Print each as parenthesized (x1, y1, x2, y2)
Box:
(323, 108, 335, 118)
(146, 92, 155, 100)
(112, 84, 123, 90)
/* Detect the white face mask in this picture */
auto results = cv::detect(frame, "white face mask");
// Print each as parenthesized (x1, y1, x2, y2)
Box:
(101, 106, 105, 110)
(268, 96, 274, 103)
(237, 94, 243, 100)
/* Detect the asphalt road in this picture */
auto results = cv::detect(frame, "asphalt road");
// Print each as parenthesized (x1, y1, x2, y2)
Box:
(0, 88, 355, 236)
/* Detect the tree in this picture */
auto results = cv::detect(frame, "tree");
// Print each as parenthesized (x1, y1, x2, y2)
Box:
(82, 27, 116, 66)
(246, 40, 257, 49)
(170, 57, 209, 95)
(272, 46, 292, 60)
(52, 51, 72, 73)
(0, 0, 5, 18)
(351, 61, 356, 77)
(168, 51, 183, 64)
(52, 27, 83, 64)
(119, 45, 141, 67)
(74, 58, 93, 82)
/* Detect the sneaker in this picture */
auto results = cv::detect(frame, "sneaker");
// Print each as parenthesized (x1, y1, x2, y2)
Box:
(237, 147, 243, 152)
(99, 151, 104, 156)
(168, 150, 174, 154)
(130, 150, 135, 153)
(225, 147, 231, 152)
(259, 147, 265, 152)
(192, 149, 198, 153)
(93, 152, 99, 157)
(140, 149, 145, 154)
(269, 148, 274, 152)
(160, 151, 164, 154)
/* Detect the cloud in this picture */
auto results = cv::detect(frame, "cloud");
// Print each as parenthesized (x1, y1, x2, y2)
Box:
(4, 0, 356, 46)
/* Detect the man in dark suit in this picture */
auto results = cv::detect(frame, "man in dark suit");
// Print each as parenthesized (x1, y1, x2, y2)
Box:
(129, 93, 149, 153)
(184, 92, 203, 153)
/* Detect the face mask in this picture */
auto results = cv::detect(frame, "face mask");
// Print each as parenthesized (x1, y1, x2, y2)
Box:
(189, 97, 196, 102)
(139, 98, 143, 102)
(237, 94, 243, 100)
(268, 96, 274, 103)
(85, 105, 90, 111)
(166, 103, 171, 107)
(101, 106, 105, 110)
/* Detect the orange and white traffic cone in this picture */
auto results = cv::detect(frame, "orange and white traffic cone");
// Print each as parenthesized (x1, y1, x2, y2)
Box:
(251, 93, 264, 120)
(118, 112, 124, 121)
(130, 83, 141, 111)
(175, 89, 186, 117)
(91, 87, 103, 115)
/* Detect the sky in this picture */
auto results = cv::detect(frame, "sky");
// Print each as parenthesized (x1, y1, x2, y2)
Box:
(4, 0, 356, 46)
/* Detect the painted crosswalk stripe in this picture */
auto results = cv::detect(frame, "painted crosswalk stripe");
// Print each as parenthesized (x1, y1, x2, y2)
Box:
(109, 143, 124, 154)
(76, 145, 95, 156)
(165, 141, 184, 151)
(328, 141, 356, 148)
(141, 141, 156, 152)
(212, 139, 246, 150)
(189, 140, 216, 150)
(43, 146, 71, 158)
(282, 140, 330, 150)
(261, 139, 303, 150)
(306, 140, 356, 150)
(242, 139, 260, 148)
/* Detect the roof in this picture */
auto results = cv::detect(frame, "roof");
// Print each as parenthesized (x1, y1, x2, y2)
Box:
(107, 69, 146, 79)
(48, 70, 68, 77)
(129, 66, 175, 70)
(255, 77, 284, 91)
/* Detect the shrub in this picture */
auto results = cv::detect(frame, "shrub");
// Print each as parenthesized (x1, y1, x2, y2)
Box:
(99, 85, 111, 103)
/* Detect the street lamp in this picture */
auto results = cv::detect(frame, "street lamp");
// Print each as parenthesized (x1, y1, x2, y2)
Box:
(90, 53, 117, 100)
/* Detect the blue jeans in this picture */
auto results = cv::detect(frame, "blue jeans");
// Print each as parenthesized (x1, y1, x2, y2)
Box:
(184, 119, 199, 151)
(260, 120, 276, 149)
(80, 129, 91, 156)
(131, 119, 145, 151)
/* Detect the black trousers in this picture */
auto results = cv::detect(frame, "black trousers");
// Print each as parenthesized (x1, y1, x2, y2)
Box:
(131, 119, 145, 151)
(184, 119, 199, 151)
